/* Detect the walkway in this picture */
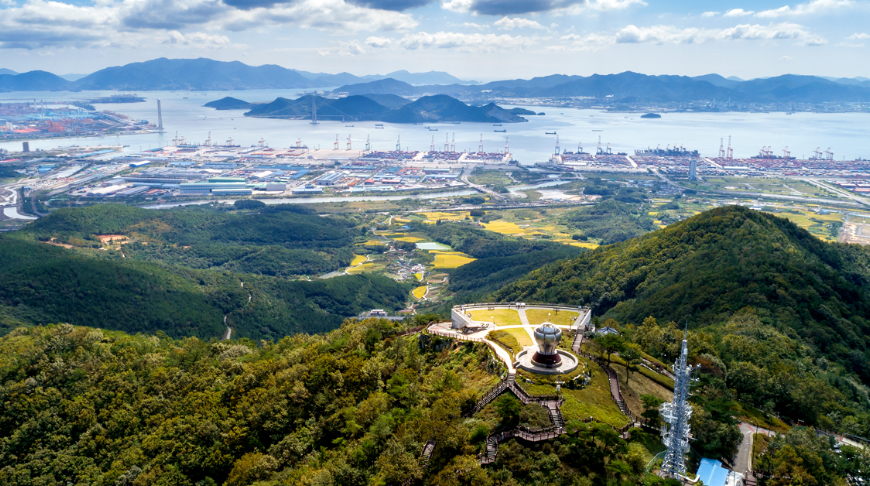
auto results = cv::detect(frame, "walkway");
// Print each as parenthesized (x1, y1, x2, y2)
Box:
(571, 330, 634, 421)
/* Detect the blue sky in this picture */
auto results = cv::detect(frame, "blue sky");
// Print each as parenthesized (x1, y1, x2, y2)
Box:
(0, 0, 867, 79)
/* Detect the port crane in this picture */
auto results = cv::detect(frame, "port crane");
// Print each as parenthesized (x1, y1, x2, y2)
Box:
(726, 136, 733, 160)
(450, 134, 455, 153)
(813, 147, 823, 160)
(555, 134, 560, 155)
(396, 135, 401, 152)
(718, 138, 725, 158)
(258, 138, 266, 148)
(825, 148, 834, 161)
(296, 138, 302, 149)
(444, 134, 449, 152)
(334, 135, 339, 150)
(597, 136, 603, 155)
(478, 134, 484, 153)
(430, 136, 435, 152)
(783, 146, 790, 158)
(365, 135, 371, 152)
(347, 134, 352, 151)
(505, 137, 509, 154)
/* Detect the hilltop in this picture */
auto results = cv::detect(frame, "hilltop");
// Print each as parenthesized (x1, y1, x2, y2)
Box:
(243, 93, 527, 123)
(203, 96, 252, 110)
(495, 206, 870, 380)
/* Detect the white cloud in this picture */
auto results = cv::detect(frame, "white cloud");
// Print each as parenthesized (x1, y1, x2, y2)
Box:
(0, 0, 417, 50)
(781, 55, 793, 60)
(724, 8, 755, 17)
(399, 31, 533, 52)
(164, 31, 230, 48)
(494, 17, 545, 30)
(318, 40, 366, 57)
(756, 0, 853, 17)
(365, 36, 392, 47)
(0, 0, 17, 5)
(588, 0, 646, 10)
(462, 22, 486, 30)
(440, 0, 473, 12)
(701, 11, 719, 17)
(847, 32, 870, 40)
(561, 22, 826, 48)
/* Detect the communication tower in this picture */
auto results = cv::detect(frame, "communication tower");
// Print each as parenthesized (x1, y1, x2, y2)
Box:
(156, 99, 164, 133)
(660, 331, 695, 479)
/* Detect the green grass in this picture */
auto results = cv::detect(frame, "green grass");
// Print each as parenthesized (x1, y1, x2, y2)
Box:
(469, 308, 522, 327)
(525, 309, 579, 327)
(583, 344, 675, 390)
(488, 330, 522, 357)
(523, 356, 630, 429)
(468, 169, 514, 187)
(502, 327, 533, 347)
(752, 433, 772, 468)
(735, 403, 790, 433)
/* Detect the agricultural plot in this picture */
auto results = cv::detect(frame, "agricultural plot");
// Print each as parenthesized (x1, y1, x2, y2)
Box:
(413, 286, 427, 299)
(429, 250, 476, 268)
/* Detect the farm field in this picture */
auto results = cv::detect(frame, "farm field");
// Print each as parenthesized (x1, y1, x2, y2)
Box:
(429, 250, 476, 268)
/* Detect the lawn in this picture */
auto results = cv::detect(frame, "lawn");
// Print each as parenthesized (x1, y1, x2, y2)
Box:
(469, 308, 523, 327)
(525, 309, 579, 327)
(430, 251, 476, 268)
(502, 327, 533, 347)
(413, 286, 428, 299)
(522, 356, 630, 429)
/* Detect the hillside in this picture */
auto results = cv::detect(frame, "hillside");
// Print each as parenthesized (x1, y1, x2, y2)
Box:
(1, 204, 411, 340)
(204, 96, 252, 110)
(244, 94, 391, 119)
(380, 95, 527, 123)
(360, 93, 411, 109)
(244, 93, 527, 123)
(0, 70, 71, 92)
(495, 206, 870, 381)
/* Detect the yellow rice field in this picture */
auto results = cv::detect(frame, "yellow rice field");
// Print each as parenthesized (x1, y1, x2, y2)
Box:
(393, 236, 424, 243)
(350, 255, 367, 266)
(421, 211, 471, 221)
(347, 263, 375, 273)
(413, 286, 428, 299)
(429, 251, 476, 268)
(415, 272, 424, 281)
(483, 221, 526, 235)
(358, 240, 385, 246)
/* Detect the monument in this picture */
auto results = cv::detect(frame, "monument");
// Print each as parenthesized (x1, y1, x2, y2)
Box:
(532, 323, 563, 367)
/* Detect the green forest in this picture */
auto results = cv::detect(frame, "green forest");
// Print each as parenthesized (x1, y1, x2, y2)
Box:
(1, 202, 869, 485)
(0, 204, 413, 340)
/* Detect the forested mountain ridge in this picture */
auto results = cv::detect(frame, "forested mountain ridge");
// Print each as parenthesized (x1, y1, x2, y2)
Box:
(495, 206, 870, 382)
(0, 204, 411, 340)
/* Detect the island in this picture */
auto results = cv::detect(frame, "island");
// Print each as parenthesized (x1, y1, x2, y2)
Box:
(241, 93, 528, 124)
(640, 113, 662, 118)
(204, 96, 253, 110)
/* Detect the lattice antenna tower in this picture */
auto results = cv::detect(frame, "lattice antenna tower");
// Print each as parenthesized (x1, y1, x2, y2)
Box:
(660, 330, 695, 479)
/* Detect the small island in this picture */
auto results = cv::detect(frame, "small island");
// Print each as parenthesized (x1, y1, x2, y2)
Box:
(640, 113, 662, 118)
(204, 97, 252, 110)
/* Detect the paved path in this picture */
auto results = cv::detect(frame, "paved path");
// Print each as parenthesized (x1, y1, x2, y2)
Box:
(734, 423, 755, 477)
(516, 309, 537, 344)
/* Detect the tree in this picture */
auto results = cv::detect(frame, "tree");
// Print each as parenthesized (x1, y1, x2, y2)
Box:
(640, 395, 665, 428)
(495, 394, 522, 427)
(622, 347, 642, 384)
(595, 334, 625, 364)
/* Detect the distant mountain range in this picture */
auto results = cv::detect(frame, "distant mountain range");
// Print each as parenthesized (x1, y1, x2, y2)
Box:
(233, 94, 527, 124)
(333, 72, 870, 104)
(0, 58, 476, 93)
(1, 57, 869, 104)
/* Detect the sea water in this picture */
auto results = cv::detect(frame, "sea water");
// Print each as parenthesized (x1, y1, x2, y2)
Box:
(1, 89, 868, 162)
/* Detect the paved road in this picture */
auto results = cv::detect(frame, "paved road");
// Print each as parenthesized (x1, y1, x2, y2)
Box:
(801, 178, 870, 207)
(734, 423, 756, 477)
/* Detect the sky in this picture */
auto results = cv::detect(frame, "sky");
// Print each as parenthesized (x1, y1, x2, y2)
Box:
(0, 0, 868, 80)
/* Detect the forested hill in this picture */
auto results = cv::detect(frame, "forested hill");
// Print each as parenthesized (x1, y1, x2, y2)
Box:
(495, 206, 870, 381)
(0, 204, 411, 340)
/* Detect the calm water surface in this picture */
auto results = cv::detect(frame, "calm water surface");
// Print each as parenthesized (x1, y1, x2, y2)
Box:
(2, 89, 868, 161)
